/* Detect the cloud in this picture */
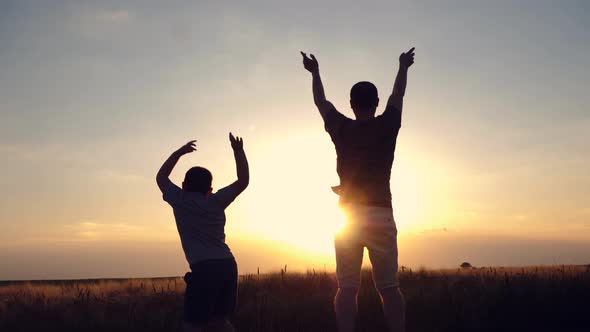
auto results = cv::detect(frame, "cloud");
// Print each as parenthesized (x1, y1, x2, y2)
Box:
(0, 219, 178, 249)
(67, 220, 150, 241)
(507, 214, 529, 222)
(0, 142, 149, 185)
(94, 9, 131, 23)
(417, 227, 449, 235)
(578, 208, 590, 217)
(94, 169, 148, 184)
(0, 142, 93, 165)
(72, 4, 133, 25)
(66, 4, 134, 39)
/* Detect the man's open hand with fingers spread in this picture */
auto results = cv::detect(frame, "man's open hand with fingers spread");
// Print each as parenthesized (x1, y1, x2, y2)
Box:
(300, 51, 335, 118)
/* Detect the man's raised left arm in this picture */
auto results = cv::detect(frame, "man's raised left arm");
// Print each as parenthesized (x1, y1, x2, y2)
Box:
(387, 47, 416, 114)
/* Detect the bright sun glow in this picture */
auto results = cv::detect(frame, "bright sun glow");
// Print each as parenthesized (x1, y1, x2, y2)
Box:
(235, 128, 434, 256)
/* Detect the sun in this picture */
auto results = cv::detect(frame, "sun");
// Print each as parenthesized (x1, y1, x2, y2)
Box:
(234, 127, 436, 257)
(232, 129, 347, 255)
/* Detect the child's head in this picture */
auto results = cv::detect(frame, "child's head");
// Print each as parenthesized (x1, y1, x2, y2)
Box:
(182, 166, 212, 194)
(350, 81, 379, 119)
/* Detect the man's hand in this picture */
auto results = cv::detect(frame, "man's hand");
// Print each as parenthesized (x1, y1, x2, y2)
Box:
(388, 47, 416, 113)
(229, 133, 243, 151)
(175, 140, 197, 155)
(301, 51, 332, 117)
(301, 51, 319, 74)
(399, 47, 415, 68)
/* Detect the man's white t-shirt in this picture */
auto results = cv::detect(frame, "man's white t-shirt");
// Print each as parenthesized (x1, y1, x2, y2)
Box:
(161, 180, 239, 265)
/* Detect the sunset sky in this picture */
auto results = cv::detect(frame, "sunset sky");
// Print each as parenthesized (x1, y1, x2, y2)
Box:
(1, 0, 589, 280)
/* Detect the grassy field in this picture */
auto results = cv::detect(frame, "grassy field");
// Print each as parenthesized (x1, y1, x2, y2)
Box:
(1, 266, 589, 332)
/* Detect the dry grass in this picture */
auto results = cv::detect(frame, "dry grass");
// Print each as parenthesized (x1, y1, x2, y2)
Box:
(1, 265, 589, 331)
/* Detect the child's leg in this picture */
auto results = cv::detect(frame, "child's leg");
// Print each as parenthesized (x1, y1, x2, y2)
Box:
(208, 258, 238, 332)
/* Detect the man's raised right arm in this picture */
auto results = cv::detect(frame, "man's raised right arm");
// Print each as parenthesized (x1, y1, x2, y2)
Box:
(301, 51, 335, 119)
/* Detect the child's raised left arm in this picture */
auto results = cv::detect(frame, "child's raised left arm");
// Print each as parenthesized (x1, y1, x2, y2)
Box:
(229, 133, 249, 194)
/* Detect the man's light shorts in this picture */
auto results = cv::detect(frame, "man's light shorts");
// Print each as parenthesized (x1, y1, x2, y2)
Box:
(335, 205, 399, 290)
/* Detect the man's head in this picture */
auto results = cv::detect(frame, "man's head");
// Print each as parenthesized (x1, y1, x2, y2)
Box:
(183, 166, 212, 194)
(350, 81, 379, 119)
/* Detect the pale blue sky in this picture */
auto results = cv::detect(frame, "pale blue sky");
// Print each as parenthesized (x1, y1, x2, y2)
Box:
(1, 0, 589, 279)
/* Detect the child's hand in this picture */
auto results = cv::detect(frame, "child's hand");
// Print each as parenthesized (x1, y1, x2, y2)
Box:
(176, 140, 197, 155)
(229, 133, 244, 151)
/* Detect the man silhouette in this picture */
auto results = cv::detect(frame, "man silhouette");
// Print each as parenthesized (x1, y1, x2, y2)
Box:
(301, 48, 415, 332)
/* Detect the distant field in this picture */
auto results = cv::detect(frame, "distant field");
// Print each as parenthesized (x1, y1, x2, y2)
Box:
(1, 266, 589, 332)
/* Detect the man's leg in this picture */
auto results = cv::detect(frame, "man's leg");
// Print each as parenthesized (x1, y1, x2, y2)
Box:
(367, 207, 404, 332)
(378, 286, 405, 332)
(185, 319, 234, 332)
(202, 318, 235, 332)
(335, 287, 359, 332)
(334, 228, 364, 332)
(183, 322, 203, 332)
(216, 319, 236, 332)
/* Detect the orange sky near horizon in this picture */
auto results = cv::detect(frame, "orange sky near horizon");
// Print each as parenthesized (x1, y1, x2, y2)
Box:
(1, 0, 589, 280)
